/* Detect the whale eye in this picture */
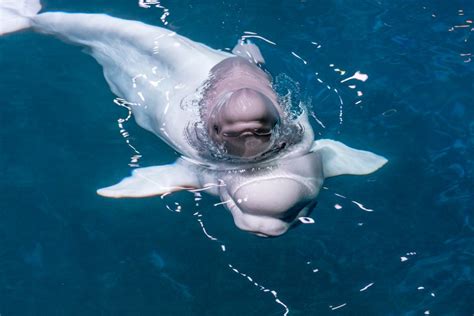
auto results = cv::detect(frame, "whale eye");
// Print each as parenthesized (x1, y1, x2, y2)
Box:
(213, 125, 220, 133)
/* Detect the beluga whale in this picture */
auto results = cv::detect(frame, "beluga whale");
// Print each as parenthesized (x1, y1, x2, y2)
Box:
(1, 0, 387, 236)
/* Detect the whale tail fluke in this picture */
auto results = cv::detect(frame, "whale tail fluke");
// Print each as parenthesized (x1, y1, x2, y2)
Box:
(0, 0, 41, 35)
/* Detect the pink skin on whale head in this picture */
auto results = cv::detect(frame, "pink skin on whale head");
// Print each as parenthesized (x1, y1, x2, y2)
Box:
(208, 88, 280, 158)
(205, 57, 281, 158)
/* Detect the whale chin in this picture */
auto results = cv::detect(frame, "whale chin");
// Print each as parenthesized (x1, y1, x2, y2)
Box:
(233, 178, 311, 216)
(234, 217, 291, 237)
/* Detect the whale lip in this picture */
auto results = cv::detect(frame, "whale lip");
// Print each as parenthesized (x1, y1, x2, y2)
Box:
(220, 121, 273, 137)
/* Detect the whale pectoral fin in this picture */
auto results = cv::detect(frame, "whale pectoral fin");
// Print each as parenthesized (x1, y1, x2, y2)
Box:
(232, 39, 265, 64)
(312, 139, 388, 178)
(97, 161, 200, 198)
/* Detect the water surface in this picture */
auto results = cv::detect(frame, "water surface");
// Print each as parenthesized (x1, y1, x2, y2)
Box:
(0, 0, 473, 315)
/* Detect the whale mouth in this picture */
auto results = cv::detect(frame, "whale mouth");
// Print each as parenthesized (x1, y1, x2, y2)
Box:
(185, 117, 303, 164)
(221, 126, 272, 137)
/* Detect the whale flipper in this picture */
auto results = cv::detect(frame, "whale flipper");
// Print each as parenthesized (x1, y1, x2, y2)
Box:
(312, 139, 388, 178)
(97, 161, 201, 198)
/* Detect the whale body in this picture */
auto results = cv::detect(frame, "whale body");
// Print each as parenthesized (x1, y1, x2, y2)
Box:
(1, 0, 387, 236)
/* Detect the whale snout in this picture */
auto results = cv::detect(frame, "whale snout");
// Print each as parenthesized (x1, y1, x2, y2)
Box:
(209, 88, 280, 158)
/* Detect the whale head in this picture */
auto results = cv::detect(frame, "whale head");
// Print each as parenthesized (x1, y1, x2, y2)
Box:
(208, 88, 280, 158)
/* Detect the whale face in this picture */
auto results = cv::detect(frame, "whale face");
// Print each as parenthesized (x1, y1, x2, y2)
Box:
(208, 88, 280, 158)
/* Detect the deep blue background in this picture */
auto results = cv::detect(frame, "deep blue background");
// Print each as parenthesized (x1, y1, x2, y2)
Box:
(0, 0, 473, 315)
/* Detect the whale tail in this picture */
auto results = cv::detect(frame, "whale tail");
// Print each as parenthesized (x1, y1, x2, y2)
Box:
(0, 0, 41, 35)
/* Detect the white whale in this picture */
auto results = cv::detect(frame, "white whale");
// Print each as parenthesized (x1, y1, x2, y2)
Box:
(1, 0, 387, 236)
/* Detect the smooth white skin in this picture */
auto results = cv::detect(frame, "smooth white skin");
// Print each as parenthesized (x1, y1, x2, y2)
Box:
(213, 152, 324, 236)
(31, 12, 233, 161)
(4, 6, 387, 236)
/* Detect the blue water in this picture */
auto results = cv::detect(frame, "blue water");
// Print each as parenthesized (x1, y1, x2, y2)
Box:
(1, 0, 473, 315)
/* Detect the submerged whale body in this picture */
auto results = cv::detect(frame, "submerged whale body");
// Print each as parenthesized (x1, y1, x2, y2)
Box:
(1, 0, 387, 236)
